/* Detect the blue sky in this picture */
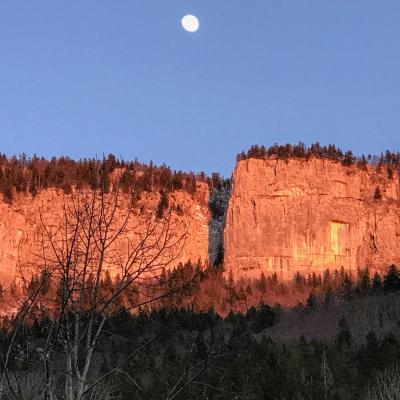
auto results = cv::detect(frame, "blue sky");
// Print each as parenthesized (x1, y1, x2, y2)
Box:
(1, 1, 399, 176)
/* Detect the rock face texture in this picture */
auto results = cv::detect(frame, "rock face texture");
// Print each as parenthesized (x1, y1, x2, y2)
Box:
(224, 157, 400, 280)
(0, 183, 210, 284)
(3, 157, 400, 285)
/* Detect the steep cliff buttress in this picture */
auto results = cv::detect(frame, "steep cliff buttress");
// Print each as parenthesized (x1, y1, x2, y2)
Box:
(224, 157, 400, 280)
(0, 182, 210, 284)
(3, 156, 400, 286)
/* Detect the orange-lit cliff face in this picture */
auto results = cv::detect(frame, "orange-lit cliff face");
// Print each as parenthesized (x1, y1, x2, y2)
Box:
(224, 157, 400, 280)
(0, 183, 210, 285)
(3, 157, 400, 287)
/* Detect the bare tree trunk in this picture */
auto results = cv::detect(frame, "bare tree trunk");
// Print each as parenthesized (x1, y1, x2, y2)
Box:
(0, 172, 196, 400)
(35, 181, 188, 400)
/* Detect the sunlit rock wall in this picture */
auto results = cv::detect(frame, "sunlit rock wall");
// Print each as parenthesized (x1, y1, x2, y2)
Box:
(224, 157, 400, 280)
(0, 183, 209, 284)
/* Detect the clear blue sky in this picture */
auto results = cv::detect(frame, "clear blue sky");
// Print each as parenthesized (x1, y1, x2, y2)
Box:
(1, 1, 399, 176)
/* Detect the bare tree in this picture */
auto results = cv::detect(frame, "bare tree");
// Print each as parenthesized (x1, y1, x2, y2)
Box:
(0, 176, 192, 400)
(363, 365, 400, 400)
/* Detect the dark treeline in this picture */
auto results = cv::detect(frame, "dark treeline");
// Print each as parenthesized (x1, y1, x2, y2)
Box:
(4, 265, 400, 399)
(237, 142, 400, 174)
(93, 302, 400, 399)
(0, 153, 229, 203)
(5, 262, 400, 322)
(194, 263, 400, 315)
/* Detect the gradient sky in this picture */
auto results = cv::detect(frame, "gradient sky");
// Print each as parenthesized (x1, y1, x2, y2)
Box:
(1, 1, 399, 176)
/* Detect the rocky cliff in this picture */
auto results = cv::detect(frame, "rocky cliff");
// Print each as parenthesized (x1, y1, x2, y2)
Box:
(0, 183, 210, 284)
(224, 157, 400, 280)
(3, 155, 400, 286)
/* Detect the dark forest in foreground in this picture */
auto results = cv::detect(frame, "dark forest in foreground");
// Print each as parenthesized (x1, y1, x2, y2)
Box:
(2, 264, 400, 400)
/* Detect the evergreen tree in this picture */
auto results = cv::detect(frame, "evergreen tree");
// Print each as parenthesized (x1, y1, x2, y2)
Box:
(341, 273, 354, 301)
(383, 264, 400, 292)
(2, 184, 13, 204)
(337, 316, 352, 348)
(305, 292, 318, 313)
(253, 303, 275, 332)
(185, 173, 197, 195)
(358, 330, 381, 377)
(257, 272, 267, 295)
(322, 288, 335, 309)
(323, 269, 332, 289)
(359, 268, 371, 291)
(372, 272, 382, 290)
(294, 271, 305, 291)
(156, 190, 169, 218)
(270, 272, 279, 287)
(387, 166, 394, 179)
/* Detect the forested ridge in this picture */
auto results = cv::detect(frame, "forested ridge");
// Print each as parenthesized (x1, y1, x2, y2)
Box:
(0, 153, 229, 204)
(238, 142, 400, 175)
(1, 142, 398, 205)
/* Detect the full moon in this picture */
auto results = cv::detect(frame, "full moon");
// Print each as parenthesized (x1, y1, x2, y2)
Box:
(181, 15, 200, 32)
